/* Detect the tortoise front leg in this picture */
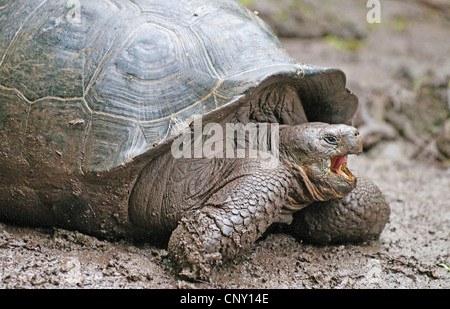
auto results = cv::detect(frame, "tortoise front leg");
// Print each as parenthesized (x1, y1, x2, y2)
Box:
(168, 165, 291, 280)
(289, 177, 390, 245)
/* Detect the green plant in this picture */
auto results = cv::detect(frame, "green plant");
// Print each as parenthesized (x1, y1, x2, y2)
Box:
(323, 35, 365, 52)
(438, 263, 450, 272)
(239, 0, 256, 7)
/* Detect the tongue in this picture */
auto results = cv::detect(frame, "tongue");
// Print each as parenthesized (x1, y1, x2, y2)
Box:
(331, 156, 347, 172)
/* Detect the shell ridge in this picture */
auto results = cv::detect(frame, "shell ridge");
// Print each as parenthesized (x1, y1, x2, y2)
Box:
(189, 24, 222, 80)
(83, 33, 122, 97)
(0, 0, 48, 68)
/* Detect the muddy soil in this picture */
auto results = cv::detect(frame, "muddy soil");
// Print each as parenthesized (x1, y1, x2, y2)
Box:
(1, 140, 449, 289)
(1, 1, 449, 289)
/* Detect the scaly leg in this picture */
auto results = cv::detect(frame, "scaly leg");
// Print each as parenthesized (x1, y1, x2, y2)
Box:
(289, 177, 390, 245)
(168, 163, 291, 280)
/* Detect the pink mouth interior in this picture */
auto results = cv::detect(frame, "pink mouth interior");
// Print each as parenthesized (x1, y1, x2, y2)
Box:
(330, 155, 347, 173)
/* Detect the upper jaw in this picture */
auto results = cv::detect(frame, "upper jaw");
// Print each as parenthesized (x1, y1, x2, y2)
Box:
(327, 140, 363, 180)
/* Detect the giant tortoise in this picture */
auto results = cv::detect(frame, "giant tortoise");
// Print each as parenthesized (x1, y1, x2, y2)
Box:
(0, 0, 390, 279)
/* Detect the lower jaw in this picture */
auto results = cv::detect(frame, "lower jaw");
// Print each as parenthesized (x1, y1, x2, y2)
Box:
(290, 161, 357, 203)
(329, 156, 355, 180)
(333, 164, 355, 180)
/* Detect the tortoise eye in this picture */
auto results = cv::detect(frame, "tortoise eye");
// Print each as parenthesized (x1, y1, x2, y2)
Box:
(324, 136, 338, 145)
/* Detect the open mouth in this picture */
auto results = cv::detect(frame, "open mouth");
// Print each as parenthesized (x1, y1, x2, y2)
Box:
(329, 155, 355, 180)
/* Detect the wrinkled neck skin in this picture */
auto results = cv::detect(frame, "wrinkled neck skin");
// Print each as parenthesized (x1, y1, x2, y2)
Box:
(279, 148, 356, 213)
(286, 160, 346, 199)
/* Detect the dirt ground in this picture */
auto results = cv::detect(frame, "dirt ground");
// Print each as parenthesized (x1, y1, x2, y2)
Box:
(1, 0, 449, 289)
(1, 140, 449, 289)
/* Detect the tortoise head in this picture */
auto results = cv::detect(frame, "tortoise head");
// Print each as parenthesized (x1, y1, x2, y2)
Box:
(280, 122, 362, 203)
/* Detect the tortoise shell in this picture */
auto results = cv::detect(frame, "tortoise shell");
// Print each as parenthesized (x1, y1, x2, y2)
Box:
(0, 0, 357, 174)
